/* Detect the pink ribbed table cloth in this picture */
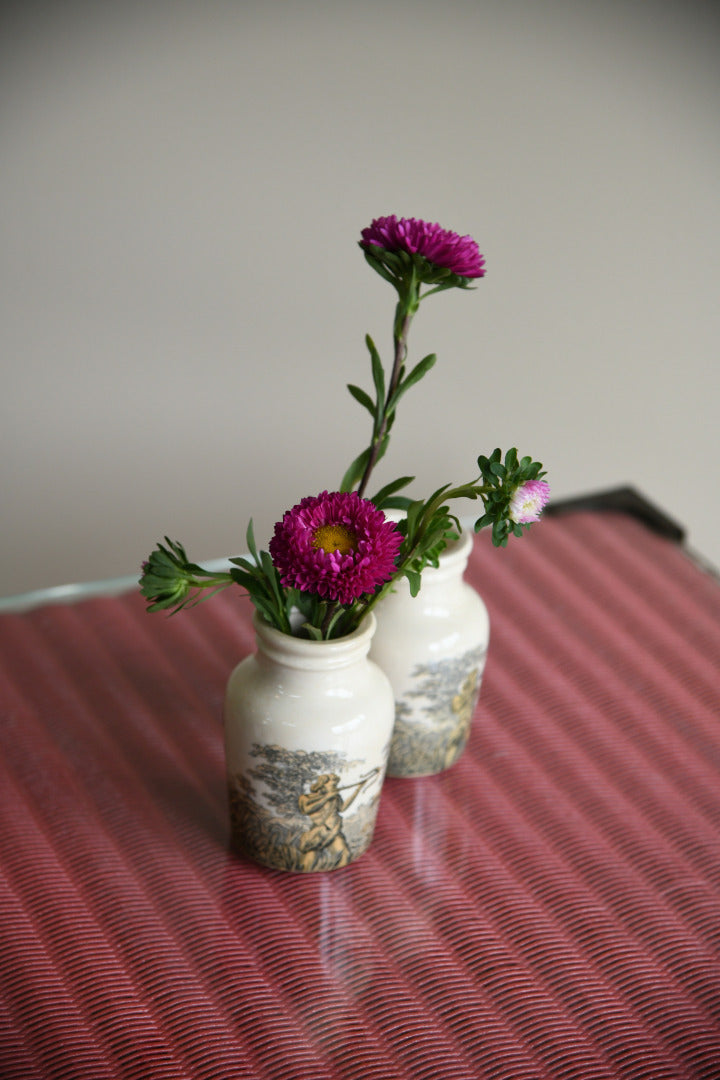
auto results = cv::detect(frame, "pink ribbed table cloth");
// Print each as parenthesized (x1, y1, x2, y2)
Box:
(1, 505, 719, 1079)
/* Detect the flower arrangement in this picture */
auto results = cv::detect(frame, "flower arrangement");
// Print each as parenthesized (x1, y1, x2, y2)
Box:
(140, 215, 549, 639)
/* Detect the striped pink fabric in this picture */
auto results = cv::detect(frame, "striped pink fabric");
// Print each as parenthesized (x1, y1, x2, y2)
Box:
(1, 508, 719, 1079)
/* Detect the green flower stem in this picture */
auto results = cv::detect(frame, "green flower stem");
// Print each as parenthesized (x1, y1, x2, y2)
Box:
(355, 547, 416, 626)
(357, 282, 418, 499)
(144, 571, 236, 614)
(416, 480, 487, 534)
(195, 573, 234, 588)
(183, 578, 237, 606)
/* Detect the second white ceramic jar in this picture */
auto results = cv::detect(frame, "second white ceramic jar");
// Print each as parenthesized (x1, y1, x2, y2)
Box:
(370, 530, 490, 777)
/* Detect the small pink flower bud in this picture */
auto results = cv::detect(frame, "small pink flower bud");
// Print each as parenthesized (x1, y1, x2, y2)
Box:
(509, 480, 550, 525)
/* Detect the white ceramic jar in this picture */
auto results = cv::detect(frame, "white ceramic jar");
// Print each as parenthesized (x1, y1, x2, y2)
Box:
(370, 530, 490, 777)
(224, 613, 394, 872)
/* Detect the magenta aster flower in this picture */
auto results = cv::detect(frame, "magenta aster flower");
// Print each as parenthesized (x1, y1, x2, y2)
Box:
(269, 491, 403, 605)
(360, 215, 485, 279)
(508, 480, 551, 525)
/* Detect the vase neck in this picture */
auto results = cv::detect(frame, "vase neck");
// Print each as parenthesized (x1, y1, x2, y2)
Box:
(253, 613, 376, 670)
(425, 530, 472, 583)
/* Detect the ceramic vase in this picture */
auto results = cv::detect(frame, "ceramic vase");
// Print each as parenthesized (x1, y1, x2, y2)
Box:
(370, 530, 490, 777)
(224, 613, 394, 872)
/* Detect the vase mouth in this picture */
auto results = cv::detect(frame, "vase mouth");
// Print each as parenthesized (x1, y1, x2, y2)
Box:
(436, 528, 472, 564)
(253, 611, 377, 669)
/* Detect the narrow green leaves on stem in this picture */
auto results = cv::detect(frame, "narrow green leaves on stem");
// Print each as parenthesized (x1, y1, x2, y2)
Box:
(246, 519, 260, 563)
(386, 353, 437, 412)
(367, 335, 385, 416)
(362, 249, 398, 286)
(347, 383, 376, 418)
(343, 263, 442, 498)
(340, 447, 372, 493)
(340, 436, 389, 494)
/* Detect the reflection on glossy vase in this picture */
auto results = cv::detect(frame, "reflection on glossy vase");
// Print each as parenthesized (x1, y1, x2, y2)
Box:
(225, 613, 394, 871)
(370, 530, 490, 777)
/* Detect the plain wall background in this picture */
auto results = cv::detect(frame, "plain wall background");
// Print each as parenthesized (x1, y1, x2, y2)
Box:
(2, 0, 719, 599)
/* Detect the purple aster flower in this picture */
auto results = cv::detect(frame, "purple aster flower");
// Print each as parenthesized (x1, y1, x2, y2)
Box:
(269, 491, 403, 605)
(360, 215, 485, 280)
(508, 480, 551, 525)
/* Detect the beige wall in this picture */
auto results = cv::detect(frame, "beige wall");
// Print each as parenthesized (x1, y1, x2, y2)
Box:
(2, 0, 719, 599)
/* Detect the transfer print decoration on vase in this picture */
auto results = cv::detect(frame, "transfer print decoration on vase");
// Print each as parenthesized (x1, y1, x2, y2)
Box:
(388, 644, 487, 777)
(228, 745, 387, 873)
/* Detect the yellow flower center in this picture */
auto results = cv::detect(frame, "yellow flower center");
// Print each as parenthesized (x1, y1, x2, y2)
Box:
(313, 524, 358, 556)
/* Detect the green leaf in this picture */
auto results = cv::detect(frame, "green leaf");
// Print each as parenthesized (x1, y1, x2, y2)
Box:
(408, 351, 437, 385)
(325, 607, 350, 639)
(251, 596, 278, 625)
(339, 446, 372, 492)
(260, 550, 284, 609)
(445, 481, 481, 503)
(371, 475, 415, 509)
(363, 249, 400, 286)
(229, 555, 256, 573)
(404, 498, 425, 543)
(404, 568, 422, 597)
(366, 335, 385, 408)
(245, 519, 259, 564)
(491, 519, 510, 547)
(382, 495, 413, 511)
(419, 279, 472, 299)
(422, 482, 453, 513)
(347, 383, 375, 417)
(387, 353, 436, 410)
(228, 567, 257, 591)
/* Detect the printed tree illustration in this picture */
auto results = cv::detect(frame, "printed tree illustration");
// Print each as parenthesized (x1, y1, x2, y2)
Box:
(390, 644, 487, 774)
